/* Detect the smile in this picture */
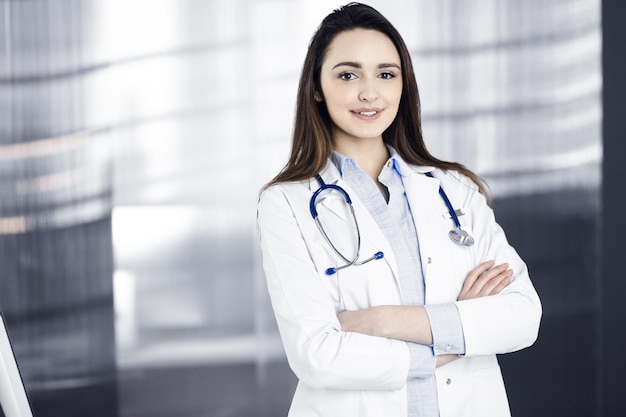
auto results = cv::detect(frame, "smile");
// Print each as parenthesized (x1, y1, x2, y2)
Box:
(352, 109, 382, 120)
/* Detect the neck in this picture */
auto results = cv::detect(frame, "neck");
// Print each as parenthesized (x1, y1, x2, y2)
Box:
(334, 137, 389, 181)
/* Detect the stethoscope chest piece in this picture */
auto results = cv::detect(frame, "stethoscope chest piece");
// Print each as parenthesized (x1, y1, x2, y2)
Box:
(449, 228, 474, 246)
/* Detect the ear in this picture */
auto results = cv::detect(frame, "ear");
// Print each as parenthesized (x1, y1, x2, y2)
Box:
(314, 92, 323, 102)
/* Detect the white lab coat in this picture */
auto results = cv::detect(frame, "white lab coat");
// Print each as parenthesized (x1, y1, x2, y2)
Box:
(257, 154, 542, 417)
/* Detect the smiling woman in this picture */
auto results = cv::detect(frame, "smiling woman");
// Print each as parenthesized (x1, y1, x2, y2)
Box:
(257, 3, 541, 417)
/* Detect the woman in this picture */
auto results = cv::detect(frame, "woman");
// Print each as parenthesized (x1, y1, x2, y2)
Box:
(257, 3, 541, 417)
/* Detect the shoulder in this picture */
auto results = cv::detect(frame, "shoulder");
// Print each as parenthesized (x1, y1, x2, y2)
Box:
(259, 180, 306, 204)
(392, 151, 479, 194)
(400, 158, 480, 194)
(259, 159, 339, 207)
(257, 180, 314, 222)
(432, 168, 493, 216)
(403, 163, 484, 208)
(438, 168, 480, 193)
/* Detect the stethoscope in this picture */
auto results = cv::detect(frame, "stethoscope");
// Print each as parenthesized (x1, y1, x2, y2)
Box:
(309, 172, 474, 275)
(425, 172, 475, 247)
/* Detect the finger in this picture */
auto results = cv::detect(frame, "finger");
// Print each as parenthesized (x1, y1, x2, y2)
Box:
(462, 260, 496, 292)
(488, 270, 513, 295)
(480, 269, 513, 296)
(469, 263, 509, 295)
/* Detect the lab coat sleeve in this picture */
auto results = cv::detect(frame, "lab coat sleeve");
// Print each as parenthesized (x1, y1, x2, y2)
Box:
(450, 173, 542, 357)
(257, 184, 410, 390)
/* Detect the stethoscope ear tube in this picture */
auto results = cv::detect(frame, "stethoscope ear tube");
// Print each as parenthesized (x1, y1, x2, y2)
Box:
(314, 215, 358, 265)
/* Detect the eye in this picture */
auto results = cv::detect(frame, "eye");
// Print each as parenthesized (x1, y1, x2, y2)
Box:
(379, 71, 397, 80)
(338, 71, 358, 81)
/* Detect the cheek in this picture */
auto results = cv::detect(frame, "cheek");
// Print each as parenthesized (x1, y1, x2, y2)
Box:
(324, 91, 352, 121)
(322, 101, 345, 129)
(324, 85, 350, 107)
(387, 84, 403, 106)
(382, 84, 402, 111)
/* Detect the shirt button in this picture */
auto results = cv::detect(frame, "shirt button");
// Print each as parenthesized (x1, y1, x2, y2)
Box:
(445, 345, 452, 352)
(446, 378, 452, 385)
(427, 257, 432, 264)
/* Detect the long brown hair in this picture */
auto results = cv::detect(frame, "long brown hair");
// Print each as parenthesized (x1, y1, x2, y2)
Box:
(266, 2, 488, 199)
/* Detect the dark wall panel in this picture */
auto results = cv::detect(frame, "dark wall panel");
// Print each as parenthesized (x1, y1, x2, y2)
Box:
(601, 1, 626, 416)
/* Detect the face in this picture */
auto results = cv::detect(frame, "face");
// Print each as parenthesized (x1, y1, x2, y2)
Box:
(319, 29, 403, 147)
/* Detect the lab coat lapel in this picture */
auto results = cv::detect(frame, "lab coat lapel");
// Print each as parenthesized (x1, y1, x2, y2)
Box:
(402, 167, 446, 280)
(311, 162, 400, 283)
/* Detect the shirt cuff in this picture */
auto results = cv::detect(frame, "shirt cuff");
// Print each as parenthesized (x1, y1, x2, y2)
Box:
(407, 342, 436, 379)
(424, 303, 466, 356)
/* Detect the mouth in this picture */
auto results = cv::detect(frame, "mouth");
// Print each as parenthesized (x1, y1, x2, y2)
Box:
(351, 109, 383, 119)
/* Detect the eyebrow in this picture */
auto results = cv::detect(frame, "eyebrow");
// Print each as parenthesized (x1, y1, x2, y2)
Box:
(331, 61, 401, 70)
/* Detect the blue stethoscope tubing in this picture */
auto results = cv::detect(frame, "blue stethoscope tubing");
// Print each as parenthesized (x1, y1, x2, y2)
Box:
(310, 175, 384, 275)
(425, 172, 475, 246)
(310, 171, 474, 275)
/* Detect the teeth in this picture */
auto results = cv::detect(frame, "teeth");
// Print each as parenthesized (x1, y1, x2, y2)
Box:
(359, 111, 377, 116)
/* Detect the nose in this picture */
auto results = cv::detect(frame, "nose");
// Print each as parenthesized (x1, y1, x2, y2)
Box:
(358, 79, 378, 102)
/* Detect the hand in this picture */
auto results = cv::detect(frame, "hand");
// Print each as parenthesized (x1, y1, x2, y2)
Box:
(458, 260, 512, 301)
(337, 307, 383, 337)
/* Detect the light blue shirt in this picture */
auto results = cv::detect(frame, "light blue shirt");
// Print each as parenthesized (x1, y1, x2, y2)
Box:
(331, 150, 465, 417)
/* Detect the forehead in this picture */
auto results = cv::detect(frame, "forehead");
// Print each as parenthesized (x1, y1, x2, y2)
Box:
(322, 28, 401, 66)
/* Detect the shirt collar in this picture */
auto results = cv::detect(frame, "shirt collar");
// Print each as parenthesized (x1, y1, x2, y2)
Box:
(330, 150, 351, 176)
(330, 145, 402, 179)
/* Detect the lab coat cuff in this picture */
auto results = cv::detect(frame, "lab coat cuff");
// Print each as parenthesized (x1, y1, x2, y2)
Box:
(424, 303, 466, 356)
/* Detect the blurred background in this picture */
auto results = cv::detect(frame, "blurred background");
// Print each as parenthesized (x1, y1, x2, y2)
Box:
(0, 0, 624, 416)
